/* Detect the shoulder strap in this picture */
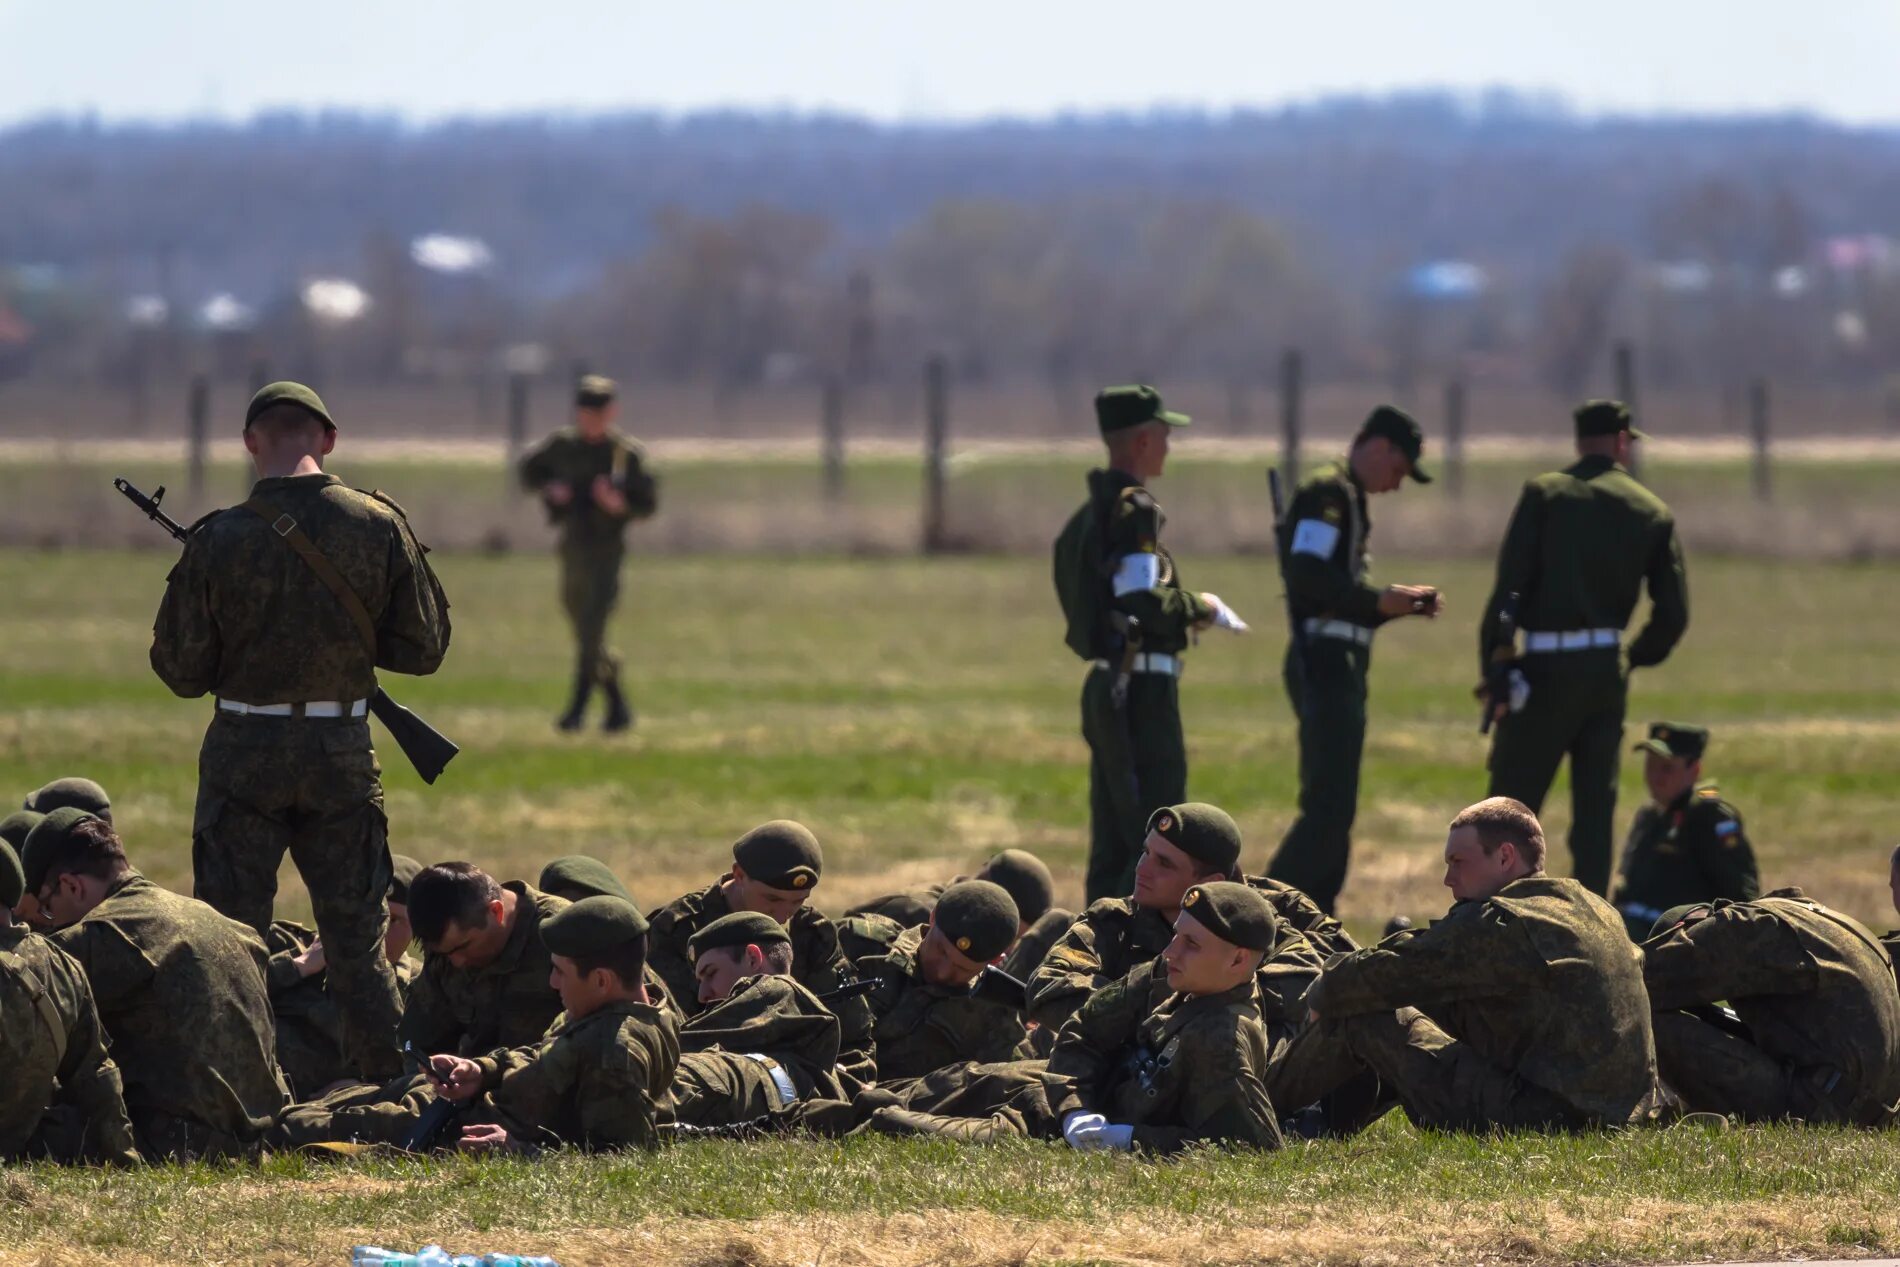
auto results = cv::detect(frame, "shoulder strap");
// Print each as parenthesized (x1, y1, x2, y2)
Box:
(240, 495, 377, 655)
(0, 948, 68, 1068)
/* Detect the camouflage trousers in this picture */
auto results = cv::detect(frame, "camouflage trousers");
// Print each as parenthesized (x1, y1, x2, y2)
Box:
(664, 1051, 788, 1128)
(1652, 1010, 1885, 1126)
(560, 542, 625, 687)
(848, 1060, 1067, 1141)
(192, 712, 403, 1082)
(1487, 658, 1627, 895)
(273, 1073, 445, 1148)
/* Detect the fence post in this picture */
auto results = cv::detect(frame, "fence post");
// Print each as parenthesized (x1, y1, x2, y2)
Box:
(822, 375, 846, 502)
(1749, 378, 1772, 502)
(1444, 376, 1466, 498)
(1279, 348, 1303, 490)
(922, 355, 949, 554)
(1613, 340, 1640, 479)
(507, 371, 530, 459)
(186, 374, 209, 500)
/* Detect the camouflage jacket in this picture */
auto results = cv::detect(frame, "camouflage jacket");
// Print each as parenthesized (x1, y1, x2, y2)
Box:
(1612, 782, 1760, 939)
(517, 429, 656, 550)
(475, 999, 680, 1151)
(1003, 906, 1077, 982)
(1305, 875, 1660, 1125)
(0, 924, 138, 1163)
(1643, 891, 1900, 1125)
(1245, 876, 1359, 957)
(845, 882, 952, 930)
(1025, 897, 1175, 1033)
(861, 926, 1029, 1082)
(1047, 964, 1282, 1153)
(647, 878, 875, 1082)
(1053, 468, 1212, 661)
(1278, 459, 1385, 628)
(666, 975, 847, 1126)
(400, 883, 570, 1059)
(265, 920, 419, 1098)
(150, 473, 451, 705)
(51, 872, 288, 1142)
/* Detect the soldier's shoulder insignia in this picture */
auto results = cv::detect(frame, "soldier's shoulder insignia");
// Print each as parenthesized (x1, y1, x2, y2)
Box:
(1697, 786, 1721, 800)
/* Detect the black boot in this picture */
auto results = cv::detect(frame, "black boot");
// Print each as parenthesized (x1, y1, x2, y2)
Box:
(601, 679, 634, 732)
(555, 673, 592, 732)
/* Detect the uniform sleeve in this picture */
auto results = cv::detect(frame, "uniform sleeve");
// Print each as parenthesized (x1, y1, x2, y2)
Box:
(574, 1045, 662, 1150)
(1282, 483, 1382, 625)
(1479, 483, 1543, 673)
(616, 442, 658, 521)
(149, 529, 222, 698)
(1687, 803, 1760, 904)
(376, 517, 451, 677)
(1129, 1024, 1282, 1153)
(51, 923, 155, 1015)
(516, 437, 559, 492)
(396, 962, 461, 1059)
(1106, 490, 1212, 643)
(1026, 913, 1111, 1033)
(1046, 972, 1150, 1114)
(1642, 906, 1813, 1011)
(1627, 517, 1689, 669)
(1305, 911, 1517, 1018)
(50, 958, 138, 1164)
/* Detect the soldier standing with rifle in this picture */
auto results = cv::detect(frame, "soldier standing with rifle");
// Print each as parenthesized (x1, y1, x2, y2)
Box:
(1054, 386, 1248, 904)
(1265, 406, 1442, 915)
(1477, 400, 1689, 895)
(517, 375, 658, 733)
(146, 382, 452, 1082)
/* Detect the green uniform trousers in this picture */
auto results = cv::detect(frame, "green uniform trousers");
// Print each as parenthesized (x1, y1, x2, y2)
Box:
(1486, 653, 1627, 895)
(560, 540, 625, 687)
(1267, 641, 1369, 914)
(1651, 1011, 1880, 1126)
(191, 713, 403, 1082)
(1081, 668, 1187, 903)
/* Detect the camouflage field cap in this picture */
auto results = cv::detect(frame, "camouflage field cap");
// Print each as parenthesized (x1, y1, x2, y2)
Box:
(688, 910, 791, 963)
(933, 879, 1019, 963)
(0, 839, 24, 909)
(1146, 802, 1242, 874)
(245, 381, 335, 431)
(24, 777, 112, 824)
(978, 849, 1055, 924)
(1634, 722, 1708, 762)
(538, 854, 633, 904)
(541, 895, 650, 959)
(1574, 398, 1647, 440)
(19, 807, 103, 896)
(0, 809, 43, 854)
(1356, 404, 1432, 483)
(733, 820, 823, 892)
(575, 375, 618, 409)
(1095, 384, 1190, 435)
(1180, 881, 1277, 953)
(388, 854, 424, 906)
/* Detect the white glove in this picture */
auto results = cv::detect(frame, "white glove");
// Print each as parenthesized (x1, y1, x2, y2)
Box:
(1508, 668, 1531, 714)
(1063, 1111, 1108, 1149)
(1201, 593, 1250, 633)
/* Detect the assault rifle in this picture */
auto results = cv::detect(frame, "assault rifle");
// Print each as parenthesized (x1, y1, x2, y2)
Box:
(1476, 590, 1522, 736)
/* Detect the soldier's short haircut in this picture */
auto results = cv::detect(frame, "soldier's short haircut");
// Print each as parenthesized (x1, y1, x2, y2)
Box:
(708, 940, 794, 976)
(568, 931, 649, 991)
(1449, 797, 1548, 873)
(41, 818, 128, 886)
(408, 862, 504, 945)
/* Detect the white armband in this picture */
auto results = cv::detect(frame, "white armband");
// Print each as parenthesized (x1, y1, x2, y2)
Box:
(1290, 519, 1340, 558)
(1112, 553, 1161, 596)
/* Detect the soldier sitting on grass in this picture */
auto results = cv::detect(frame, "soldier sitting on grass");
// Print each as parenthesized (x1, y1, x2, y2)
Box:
(1611, 723, 1760, 941)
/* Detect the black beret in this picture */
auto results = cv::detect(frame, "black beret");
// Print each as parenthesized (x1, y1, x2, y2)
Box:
(979, 849, 1055, 924)
(20, 807, 103, 896)
(0, 810, 43, 853)
(733, 820, 823, 891)
(1094, 384, 1190, 435)
(575, 375, 618, 408)
(541, 895, 650, 959)
(0, 840, 23, 909)
(688, 910, 791, 962)
(387, 854, 423, 905)
(1180, 881, 1277, 953)
(245, 381, 335, 431)
(1574, 398, 1646, 440)
(1146, 803, 1242, 874)
(24, 778, 111, 823)
(933, 879, 1019, 963)
(1634, 721, 1709, 763)
(537, 854, 633, 904)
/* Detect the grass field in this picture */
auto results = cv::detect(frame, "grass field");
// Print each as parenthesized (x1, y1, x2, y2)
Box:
(4, 533, 1900, 1265)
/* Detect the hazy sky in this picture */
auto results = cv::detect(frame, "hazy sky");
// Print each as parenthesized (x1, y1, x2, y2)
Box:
(3, 0, 1896, 126)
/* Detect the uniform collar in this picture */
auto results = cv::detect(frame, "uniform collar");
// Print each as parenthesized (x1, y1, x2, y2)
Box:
(1569, 454, 1621, 478)
(250, 473, 341, 494)
(1091, 467, 1144, 497)
(488, 880, 541, 976)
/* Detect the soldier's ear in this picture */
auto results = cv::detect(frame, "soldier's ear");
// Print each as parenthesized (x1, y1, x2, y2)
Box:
(320, 428, 338, 457)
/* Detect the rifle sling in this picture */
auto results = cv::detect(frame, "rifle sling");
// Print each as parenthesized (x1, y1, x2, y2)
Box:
(239, 496, 379, 657)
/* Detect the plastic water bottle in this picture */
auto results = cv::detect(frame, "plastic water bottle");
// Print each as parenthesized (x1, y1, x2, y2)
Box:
(351, 1248, 558, 1267)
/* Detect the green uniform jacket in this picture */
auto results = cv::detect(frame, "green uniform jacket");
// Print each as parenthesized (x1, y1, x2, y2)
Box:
(1643, 892, 1900, 1126)
(51, 872, 288, 1144)
(0, 925, 138, 1163)
(151, 473, 451, 704)
(474, 998, 680, 1152)
(1025, 898, 1176, 1033)
(265, 920, 420, 1097)
(1279, 460, 1385, 627)
(517, 429, 656, 550)
(860, 926, 1029, 1082)
(647, 878, 875, 1082)
(401, 883, 571, 1059)
(666, 974, 848, 1125)
(1048, 965, 1282, 1152)
(1612, 782, 1760, 938)
(1479, 455, 1688, 673)
(1305, 875, 1660, 1125)
(1053, 468, 1211, 661)
(845, 882, 950, 930)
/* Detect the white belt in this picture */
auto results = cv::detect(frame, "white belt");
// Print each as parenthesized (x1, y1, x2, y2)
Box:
(741, 1052, 799, 1106)
(1091, 653, 1182, 677)
(1524, 628, 1619, 653)
(217, 698, 369, 718)
(1302, 618, 1373, 647)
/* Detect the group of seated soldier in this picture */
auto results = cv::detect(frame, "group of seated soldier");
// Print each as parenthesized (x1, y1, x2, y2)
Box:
(5, 771, 1898, 1165)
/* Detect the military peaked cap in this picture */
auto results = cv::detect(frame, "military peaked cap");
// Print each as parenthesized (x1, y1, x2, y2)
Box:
(1634, 721, 1709, 762)
(1095, 384, 1190, 435)
(1574, 398, 1647, 440)
(1356, 404, 1432, 483)
(575, 375, 618, 408)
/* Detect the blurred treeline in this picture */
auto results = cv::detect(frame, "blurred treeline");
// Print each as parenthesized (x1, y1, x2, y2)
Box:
(3, 93, 1900, 424)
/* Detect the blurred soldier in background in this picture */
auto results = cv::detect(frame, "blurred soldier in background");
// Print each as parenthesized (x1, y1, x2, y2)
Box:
(518, 375, 658, 733)
(1611, 723, 1759, 939)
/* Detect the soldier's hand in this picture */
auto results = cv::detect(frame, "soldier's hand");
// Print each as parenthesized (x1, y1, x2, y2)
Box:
(543, 481, 574, 507)
(456, 1122, 512, 1153)
(591, 474, 630, 515)
(427, 1054, 484, 1102)
(1379, 584, 1440, 618)
(292, 939, 328, 979)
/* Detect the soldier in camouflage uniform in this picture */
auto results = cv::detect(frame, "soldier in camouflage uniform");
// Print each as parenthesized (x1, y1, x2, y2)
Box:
(1271, 799, 1662, 1133)
(2, 810, 55, 931)
(1266, 406, 1442, 914)
(1611, 723, 1759, 939)
(1054, 385, 1248, 903)
(647, 821, 874, 1081)
(1480, 400, 1690, 895)
(150, 382, 450, 1082)
(517, 374, 658, 732)
(279, 896, 680, 1153)
(847, 848, 1057, 937)
(0, 835, 139, 1165)
(267, 855, 424, 1099)
(22, 809, 288, 1160)
(1643, 893, 1900, 1125)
